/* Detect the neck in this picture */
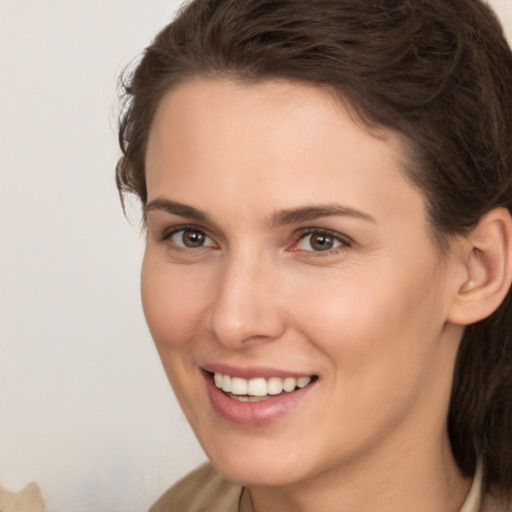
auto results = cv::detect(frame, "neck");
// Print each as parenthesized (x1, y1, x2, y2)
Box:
(240, 435, 471, 512)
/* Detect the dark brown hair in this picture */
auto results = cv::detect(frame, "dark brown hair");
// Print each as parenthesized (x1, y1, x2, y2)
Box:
(116, 0, 512, 498)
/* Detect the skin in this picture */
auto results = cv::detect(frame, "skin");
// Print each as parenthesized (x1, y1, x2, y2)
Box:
(142, 79, 472, 512)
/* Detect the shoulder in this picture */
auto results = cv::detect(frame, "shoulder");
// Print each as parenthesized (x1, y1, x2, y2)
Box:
(149, 463, 242, 512)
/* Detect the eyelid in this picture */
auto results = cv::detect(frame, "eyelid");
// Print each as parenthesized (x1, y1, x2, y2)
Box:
(291, 228, 353, 253)
(160, 224, 217, 248)
(156, 223, 351, 254)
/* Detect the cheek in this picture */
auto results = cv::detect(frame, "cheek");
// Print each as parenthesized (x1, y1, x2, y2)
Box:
(140, 254, 211, 349)
(287, 263, 450, 441)
(140, 255, 213, 417)
(285, 255, 446, 376)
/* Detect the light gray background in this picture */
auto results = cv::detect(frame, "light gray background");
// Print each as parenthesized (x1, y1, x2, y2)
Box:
(1, 1, 511, 511)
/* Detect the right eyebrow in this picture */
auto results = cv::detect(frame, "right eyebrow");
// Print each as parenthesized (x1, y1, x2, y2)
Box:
(144, 198, 212, 223)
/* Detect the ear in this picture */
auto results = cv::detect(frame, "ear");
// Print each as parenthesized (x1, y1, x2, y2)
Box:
(447, 207, 512, 325)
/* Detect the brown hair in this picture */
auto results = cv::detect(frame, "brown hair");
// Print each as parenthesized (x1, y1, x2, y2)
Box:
(116, 0, 512, 498)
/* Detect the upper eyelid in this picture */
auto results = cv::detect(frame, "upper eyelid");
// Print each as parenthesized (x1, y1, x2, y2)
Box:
(291, 230, 353, 256)
(296, 227, 353, 244)
(164, 226, 219, 252)
(146, 209, 218, 237)
(158, 224, 215, 246)
(161, 223, 208, 237)
(155, 222, 352, 247)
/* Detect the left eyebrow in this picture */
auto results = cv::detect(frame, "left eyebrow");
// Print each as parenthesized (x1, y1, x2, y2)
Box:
(269, 204, 375, 227)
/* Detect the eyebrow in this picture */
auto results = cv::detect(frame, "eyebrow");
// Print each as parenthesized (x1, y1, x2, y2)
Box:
(144, 198, 375, 226)
(145, 198, 212, 222)
(269, 204, 375, 226)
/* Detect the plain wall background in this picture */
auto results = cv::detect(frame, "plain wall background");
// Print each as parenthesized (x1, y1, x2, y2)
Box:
(1, 1, 511, 511)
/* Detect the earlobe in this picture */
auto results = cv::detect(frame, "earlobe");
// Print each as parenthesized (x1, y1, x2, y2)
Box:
(448, 207, 512, 326)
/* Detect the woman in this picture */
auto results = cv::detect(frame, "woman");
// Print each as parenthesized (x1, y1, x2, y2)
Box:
(116, 0, 512, 510)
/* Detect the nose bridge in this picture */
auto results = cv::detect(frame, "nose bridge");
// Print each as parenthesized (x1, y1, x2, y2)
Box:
(208, 245, 284, 348)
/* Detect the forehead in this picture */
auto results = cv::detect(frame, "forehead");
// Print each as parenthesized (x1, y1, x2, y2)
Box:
(144, 78, 424, 227)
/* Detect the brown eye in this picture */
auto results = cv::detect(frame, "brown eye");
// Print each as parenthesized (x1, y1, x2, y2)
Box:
(296, 230, 349, 253)
(309, 233, 335, 251)
(170, 228, 213, 248)
(182, 229, 205, 247)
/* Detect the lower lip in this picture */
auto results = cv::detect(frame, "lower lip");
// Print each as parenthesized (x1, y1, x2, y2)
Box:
(202, 371, 316, 426)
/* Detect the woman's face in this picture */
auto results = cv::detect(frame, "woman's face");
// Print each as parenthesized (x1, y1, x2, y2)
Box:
(142, 79, 464, 487)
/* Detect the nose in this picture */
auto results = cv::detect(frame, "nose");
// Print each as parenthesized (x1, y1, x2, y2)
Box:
(207, 250, 286, 349)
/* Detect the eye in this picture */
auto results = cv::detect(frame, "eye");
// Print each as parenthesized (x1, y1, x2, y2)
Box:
(295, 230, 350, 253)
(167, 227, 215, 249)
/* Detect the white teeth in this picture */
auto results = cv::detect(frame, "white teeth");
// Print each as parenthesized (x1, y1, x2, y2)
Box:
(283, 377, 297, 392)
(231, 377, 248, 395)
(229, 394, 271, 402)
(213, 372, 313, 397)
(248, 378, 267, 397)
(267, 377, 283, 395)
(297, 376, 312, 388)
(222, 374, 232, 392)
(214, 373, 223, 388)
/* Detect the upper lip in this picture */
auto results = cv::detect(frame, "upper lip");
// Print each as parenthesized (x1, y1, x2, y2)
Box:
(202, 363, 315, 380)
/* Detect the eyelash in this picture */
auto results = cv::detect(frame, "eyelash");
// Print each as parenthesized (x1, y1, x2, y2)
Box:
(292, 228, 352, 255)
(158, 225, 352, 255)
(160, 224, 216, 247)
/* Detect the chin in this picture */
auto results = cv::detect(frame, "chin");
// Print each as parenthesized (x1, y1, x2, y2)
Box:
(198, 429, 317, 487)
(212, 455, 305, 487)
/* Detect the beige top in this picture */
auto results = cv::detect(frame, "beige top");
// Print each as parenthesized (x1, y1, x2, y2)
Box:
(0, 482, 45, 512)
(149, 460, 509, 512)
(149, 463, 241, 512)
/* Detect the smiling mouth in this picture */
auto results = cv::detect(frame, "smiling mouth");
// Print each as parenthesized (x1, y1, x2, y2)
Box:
(211, 372, 318, 402)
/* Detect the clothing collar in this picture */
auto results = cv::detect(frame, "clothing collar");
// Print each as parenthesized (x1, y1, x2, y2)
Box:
(460, 459, 484, 512)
